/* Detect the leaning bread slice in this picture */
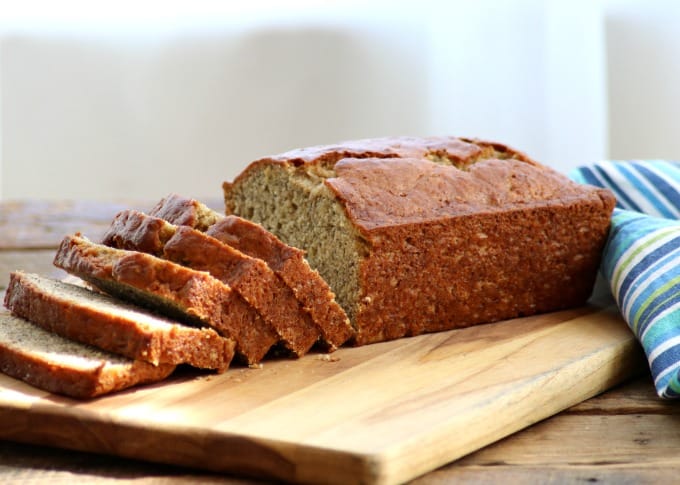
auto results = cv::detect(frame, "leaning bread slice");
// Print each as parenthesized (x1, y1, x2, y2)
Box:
(4, 271, 235, 372)
(102, 210, 320, 356)
(53, 234, 276, 365)
(150, 194, 353, 350)
(149, 193, 223, 231)
(206, 217, 355, 349)
(0, 312, 175, 399)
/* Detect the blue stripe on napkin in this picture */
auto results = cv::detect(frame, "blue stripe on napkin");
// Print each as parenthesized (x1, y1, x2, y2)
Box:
(570, 160, 680, 398)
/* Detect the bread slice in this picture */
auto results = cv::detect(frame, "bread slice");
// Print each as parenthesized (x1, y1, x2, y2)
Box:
(53, 234, 276, 365)
(150, 194, 354, 350)
(0, 312, 175, 399)
(4, 271, 235, 372)
(102, 210, 320, 356)
(222, 136, 616, 345)
(149, 193, 223, 231)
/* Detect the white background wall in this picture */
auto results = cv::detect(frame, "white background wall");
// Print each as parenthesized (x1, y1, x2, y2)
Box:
(0, 0, 676, 201)
(605, 0, 680, 160)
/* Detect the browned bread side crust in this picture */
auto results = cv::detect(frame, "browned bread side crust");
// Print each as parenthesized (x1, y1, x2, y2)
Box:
(150, 194, 354, 350)
(0, 312, 175, 399)
(103, 210, 320, 356)
(53, 234, 274, 364)
(4, 271, 235, 372)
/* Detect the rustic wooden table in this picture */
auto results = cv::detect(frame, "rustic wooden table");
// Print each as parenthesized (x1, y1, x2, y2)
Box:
(0, 199, 678, 484)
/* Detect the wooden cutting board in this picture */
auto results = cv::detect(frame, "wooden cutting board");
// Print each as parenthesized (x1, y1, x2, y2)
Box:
(0, 304, 643, 485)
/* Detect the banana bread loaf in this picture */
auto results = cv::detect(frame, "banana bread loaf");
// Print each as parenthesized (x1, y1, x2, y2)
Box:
(4, 271, 235, 372)
(223, 136, 617, 345)
(102, 210, 320, 356)
(0, 311, 175, 398)
(150, 194, 353, 350)
(53, 234, 276, 364)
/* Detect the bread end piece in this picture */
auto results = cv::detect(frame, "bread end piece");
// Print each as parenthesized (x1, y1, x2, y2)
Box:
(0, 312, 175, 399)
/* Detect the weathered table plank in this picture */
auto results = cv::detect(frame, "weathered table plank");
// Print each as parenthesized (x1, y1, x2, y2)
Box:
(416, 464, 680, 485)
(0, 250, 67, 294)
(0, 198, 222, 249)
(458, 407, 680, 467)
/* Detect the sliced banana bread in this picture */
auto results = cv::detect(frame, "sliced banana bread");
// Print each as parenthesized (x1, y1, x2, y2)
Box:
(0, 312, 175, 399)
(149, 193, 223, 231)
(102, 210, 320, 356)
(53, 234, 276, 364)
(222, 136, 617, 345)
(150, 194, 353, 350)
(4, 271, 235, 372)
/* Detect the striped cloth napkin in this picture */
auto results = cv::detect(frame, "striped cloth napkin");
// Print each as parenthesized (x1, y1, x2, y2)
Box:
(570, 161, 680, 398)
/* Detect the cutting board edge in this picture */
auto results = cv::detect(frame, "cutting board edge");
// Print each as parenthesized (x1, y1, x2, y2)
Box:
(364, 334, 646, 485)
(0, 402, 387, 484)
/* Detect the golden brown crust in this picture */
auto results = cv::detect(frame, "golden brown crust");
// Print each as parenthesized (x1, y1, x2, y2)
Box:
(53, 234, 272, 364)
(325, 157, 611, 235)
(250, 135, 531, 167)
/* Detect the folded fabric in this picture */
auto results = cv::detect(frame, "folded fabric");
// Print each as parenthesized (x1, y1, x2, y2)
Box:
(570, 160, 680, 398)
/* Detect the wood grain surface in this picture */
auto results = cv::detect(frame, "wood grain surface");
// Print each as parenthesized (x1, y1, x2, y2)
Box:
(0, 200, 662, 484)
